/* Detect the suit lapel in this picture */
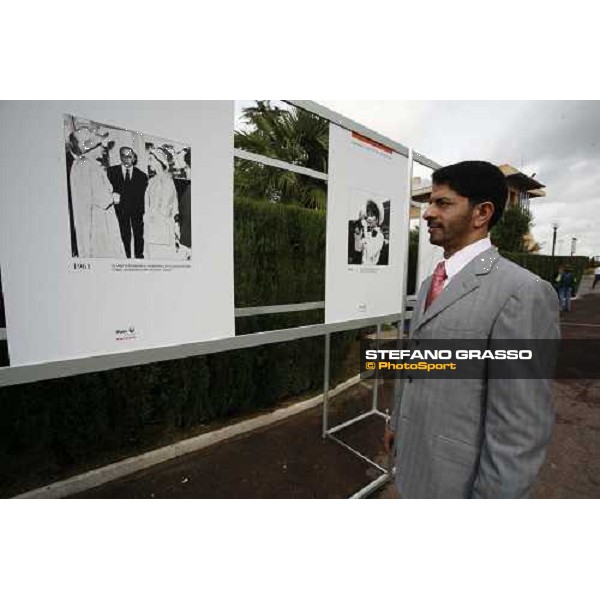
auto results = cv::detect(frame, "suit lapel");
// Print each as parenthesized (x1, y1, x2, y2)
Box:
(410, 276, 431, 332)
(414, 246, 500, 332)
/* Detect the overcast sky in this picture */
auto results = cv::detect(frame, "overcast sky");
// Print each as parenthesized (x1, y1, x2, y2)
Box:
(319, 101, 600, 258)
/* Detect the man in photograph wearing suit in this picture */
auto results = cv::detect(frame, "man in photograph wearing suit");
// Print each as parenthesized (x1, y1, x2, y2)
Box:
(107, 146, 148, 258)
(384, 161, 560, 498)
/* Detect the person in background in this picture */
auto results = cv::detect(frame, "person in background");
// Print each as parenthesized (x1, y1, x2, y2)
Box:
(178, 148, 192, 253)
(107, 146, 148, 259)
(144, 147, 180, 259)
(551, 265, 564, 297)
(557, 265, 575, 312)
(592, 264, 600, 289)
(69, 127, 125, 259)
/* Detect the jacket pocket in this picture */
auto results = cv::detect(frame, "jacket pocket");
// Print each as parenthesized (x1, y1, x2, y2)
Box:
(433, 434, 479, 468)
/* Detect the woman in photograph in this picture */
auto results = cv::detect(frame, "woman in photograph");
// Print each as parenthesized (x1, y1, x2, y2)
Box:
(144, 147, 180, 259)
(358, 200, 385, 265)
(69, 127, 125, 259)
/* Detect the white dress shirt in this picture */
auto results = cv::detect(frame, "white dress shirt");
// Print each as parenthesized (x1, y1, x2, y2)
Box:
(122, 165, 133, 180)
(442, 236, 492, 288)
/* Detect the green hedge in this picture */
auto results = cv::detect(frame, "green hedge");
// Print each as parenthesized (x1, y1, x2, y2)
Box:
(234, 198, 326, 308)
(0, 199, 357, 497)
(500, 252, 589, 294)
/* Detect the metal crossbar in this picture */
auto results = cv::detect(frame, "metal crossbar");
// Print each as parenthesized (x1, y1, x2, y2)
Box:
(349, 473, 392, 499)
(288, 100, 411, 159)
(234, 148, 328, 181)
(0, 311, 407, 388)
(235, 301, 324, 317)
(327, 433, 388, 474)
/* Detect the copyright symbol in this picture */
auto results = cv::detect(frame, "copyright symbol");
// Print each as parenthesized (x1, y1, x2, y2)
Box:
(366, 362, 376, 370)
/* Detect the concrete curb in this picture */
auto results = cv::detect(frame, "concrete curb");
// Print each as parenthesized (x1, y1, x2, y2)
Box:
(15, 374, 363, 499)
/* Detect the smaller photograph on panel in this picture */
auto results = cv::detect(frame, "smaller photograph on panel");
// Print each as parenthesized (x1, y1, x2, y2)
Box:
(347, 189, 391, 266)
(64, 114, 191, 261)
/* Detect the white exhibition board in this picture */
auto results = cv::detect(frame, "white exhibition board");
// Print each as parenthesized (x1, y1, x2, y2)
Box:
(0, 101, 235, 366)
(325, 125, 409, 323)
(417, 203, 445, 291)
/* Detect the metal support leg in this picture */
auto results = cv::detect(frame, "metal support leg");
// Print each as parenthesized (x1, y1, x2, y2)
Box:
(371, 323, 381, 412)
(392, 319, 403, 425)
(350, 473, 391, 499)
(322, 332, 331, 439)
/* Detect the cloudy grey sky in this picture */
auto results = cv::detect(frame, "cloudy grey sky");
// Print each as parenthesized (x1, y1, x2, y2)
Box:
(319, 101, 600, 258)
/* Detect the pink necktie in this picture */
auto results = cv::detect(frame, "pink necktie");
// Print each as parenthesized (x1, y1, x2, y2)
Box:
(424, 261, 447, 311)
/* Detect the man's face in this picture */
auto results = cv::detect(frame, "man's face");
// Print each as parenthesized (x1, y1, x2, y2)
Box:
(423, 183, 476, 252)
(120, 149, 134, 168)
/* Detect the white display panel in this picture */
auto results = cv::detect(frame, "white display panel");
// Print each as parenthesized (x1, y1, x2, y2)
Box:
(325, 125, 409, 323)
(417, 203, 445, 290)
(0, 101, 235, 366)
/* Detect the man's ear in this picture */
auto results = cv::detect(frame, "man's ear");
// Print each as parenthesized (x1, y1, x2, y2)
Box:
(474, 201, 495, 229)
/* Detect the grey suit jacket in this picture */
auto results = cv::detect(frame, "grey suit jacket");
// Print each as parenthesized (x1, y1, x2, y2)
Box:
(390, 246, 560, 498)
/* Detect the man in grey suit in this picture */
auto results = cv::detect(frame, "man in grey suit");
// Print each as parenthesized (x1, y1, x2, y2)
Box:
(384, 161, 560, 498)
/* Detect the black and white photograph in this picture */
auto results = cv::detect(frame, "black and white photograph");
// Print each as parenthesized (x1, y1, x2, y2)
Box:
(64, 114, 192, 261)
(347, 190, 391, 266)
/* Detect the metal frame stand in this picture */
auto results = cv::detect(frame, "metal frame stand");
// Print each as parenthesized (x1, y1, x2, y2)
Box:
(322, 322, 402, 499)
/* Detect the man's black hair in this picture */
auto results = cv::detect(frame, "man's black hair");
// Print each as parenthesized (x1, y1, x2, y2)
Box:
(432, 161, 508, 229)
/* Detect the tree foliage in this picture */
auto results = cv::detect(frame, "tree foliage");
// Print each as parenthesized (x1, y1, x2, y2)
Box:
(491, 205, 533, 253)
(234, 101, 329, 210)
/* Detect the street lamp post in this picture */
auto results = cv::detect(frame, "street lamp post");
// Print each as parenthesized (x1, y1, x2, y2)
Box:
(571, 237, 577, 257)
(551, 222, 559, 257)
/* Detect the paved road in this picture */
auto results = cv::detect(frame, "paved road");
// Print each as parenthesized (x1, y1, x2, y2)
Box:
(531, 275, 600, 498)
